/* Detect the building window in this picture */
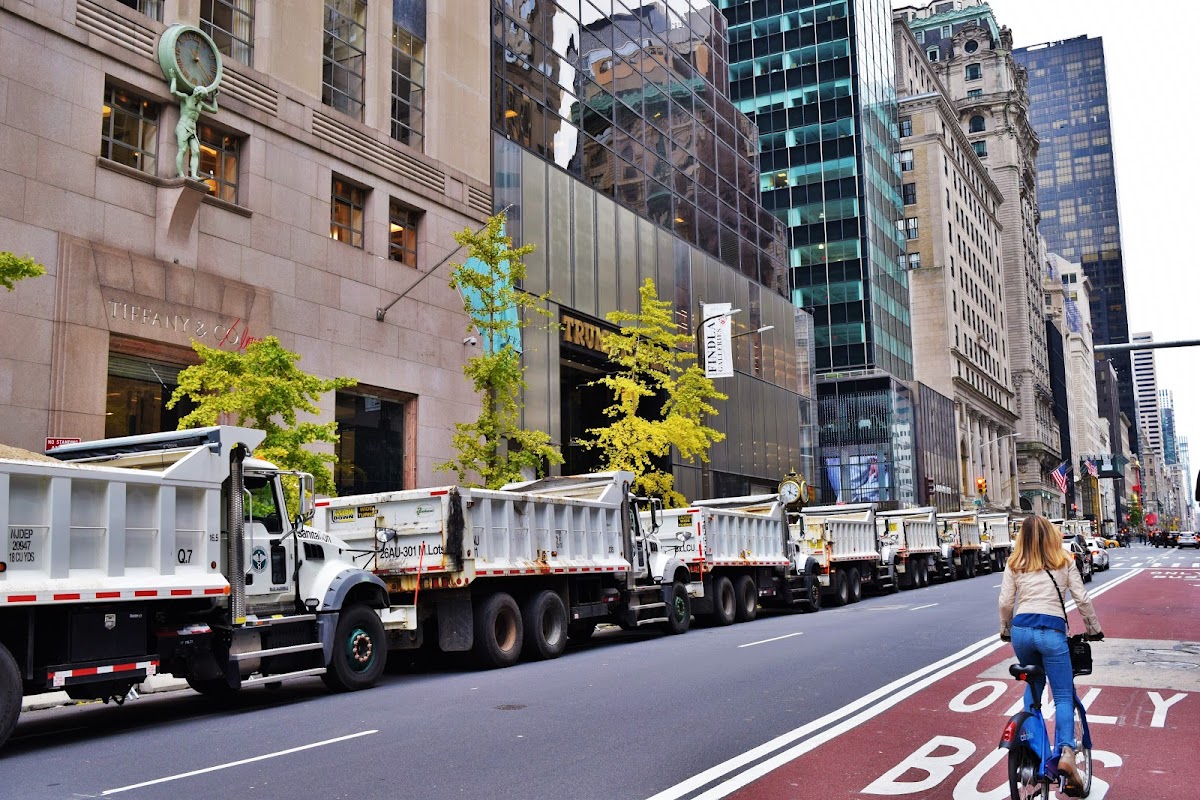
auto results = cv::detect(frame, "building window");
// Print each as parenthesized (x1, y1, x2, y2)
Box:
(965, 39, 979, 54)
(915, 30, 925, 43)
(969, 115, 985, 133)
(899, 150, 914, 172)
(389, 199, 419, 266)
(907, 252, 921, 269)
(323, 0, 367, 120)
(117, 0, 162, 20)
(201, 0, 255, 67)
(966, 63, 982, 81)
(390, 24, 425, 147)
(940, 24, 952, 37)
(335, 389, 408, 495)
(902, 182, 917, 205)
(106, 353, 196, 438)
(899, 117, 913, 138)
(905, 217, 919, 240)
(967, 88, 983, 98)
(973, 140, 988, 158)
(331, 176, 366, 248)
(927, 48, 940, 62)
(198, 125, 240, 203)
(101, 84, 159, 175)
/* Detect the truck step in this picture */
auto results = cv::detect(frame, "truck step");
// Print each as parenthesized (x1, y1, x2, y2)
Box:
(628, 602, 666, 612)
(241, 614, 317, 628)
(240, 667, 326, 687)
(635, 617, 668, 626)
(231, 642, 325, 662)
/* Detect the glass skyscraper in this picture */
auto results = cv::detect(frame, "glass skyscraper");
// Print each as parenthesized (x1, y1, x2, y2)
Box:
(1013, 36, 1136, 449)
(714, 0, 915, 508)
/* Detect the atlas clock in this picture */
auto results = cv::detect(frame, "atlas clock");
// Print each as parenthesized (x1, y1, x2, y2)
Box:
(158, 24, 223, 92)
(779, 477, 802, 505)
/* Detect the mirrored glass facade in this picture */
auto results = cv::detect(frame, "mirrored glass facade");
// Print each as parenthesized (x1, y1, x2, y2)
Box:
(713, 0, 912, 378)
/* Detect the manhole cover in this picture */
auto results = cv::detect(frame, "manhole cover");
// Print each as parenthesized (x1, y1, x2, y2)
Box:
(495, 703, 527, 711)
(1130, 660, 1200, 671)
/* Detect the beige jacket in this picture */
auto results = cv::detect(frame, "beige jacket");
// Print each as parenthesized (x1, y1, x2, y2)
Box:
(998, 561, 1102, 637)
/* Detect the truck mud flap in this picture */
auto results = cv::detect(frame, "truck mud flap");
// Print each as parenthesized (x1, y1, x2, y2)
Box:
(446, 490, 466, 570)
(437, 594, 473, 652)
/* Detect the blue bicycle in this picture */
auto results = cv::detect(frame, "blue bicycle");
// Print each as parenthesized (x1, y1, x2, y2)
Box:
(999, 663, 1093, 798)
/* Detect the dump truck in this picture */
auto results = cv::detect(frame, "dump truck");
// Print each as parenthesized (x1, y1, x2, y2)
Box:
(645, 495, 823, 621)
(0, 427, 393, 752)
(978, 512, 1014, 572)
(312, 471, 686, 669)
(876, 508, 941, 589)
(795, 503, 897, 605)
(938, 511, 984, 579)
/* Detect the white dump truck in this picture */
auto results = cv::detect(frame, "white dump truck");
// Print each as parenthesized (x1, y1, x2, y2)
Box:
(977, 512, 1014, 572)
(312, 471, 686, 669)
(876, 508, 940, 589)
(0, 427, 395, 752)
(645, 495, 823, 621)
(795, 503, 897, 605)
(938, 511, 985, 579)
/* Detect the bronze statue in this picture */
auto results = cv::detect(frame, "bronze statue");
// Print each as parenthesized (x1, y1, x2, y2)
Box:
(168, 67, 219, 180)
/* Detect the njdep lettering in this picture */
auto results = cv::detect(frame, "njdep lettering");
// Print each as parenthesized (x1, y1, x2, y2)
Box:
(7, 526, 38, 564)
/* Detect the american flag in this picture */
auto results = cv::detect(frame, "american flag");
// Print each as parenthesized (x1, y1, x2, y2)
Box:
(1085, 459, 1098, 478)
(1051, 462, 1069, 494)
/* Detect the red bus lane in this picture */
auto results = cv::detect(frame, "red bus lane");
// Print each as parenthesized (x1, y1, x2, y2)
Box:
(727, 568, 1200, 800)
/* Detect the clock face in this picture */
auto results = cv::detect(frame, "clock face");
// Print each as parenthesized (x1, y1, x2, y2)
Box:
(780, 480, 801, 503)
(175, 30, 219, 88)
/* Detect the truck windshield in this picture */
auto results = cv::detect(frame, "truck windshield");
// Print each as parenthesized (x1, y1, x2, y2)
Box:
(246, 476, 284, 533)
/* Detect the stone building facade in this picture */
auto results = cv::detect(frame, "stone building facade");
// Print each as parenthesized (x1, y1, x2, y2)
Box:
(892, 14, 1016, 511)
(0, 0, 493, 493)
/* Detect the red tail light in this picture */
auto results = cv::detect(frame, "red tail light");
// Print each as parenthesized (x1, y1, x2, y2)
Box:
(1001, 720, 1018, 744)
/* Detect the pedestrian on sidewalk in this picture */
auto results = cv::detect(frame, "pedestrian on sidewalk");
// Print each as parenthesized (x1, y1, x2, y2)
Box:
(998, 515, 1103, 793)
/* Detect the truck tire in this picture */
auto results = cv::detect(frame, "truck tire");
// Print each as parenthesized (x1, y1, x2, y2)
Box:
(711, 576, 736, 626)
(322, 604, 387, 691)
(1, 642, 21, 751)
(917, 559, 930, 587)
(829, 569, 849, 607)
(847, 568, 862, 603)
(521, 590, 568, 661)
(662, 581, 691, 635)
(734, 575, 758, 622)
(473, 592, 524, 669)
(567, 621, 597, 643)
(946, 559, 959, 581)
(801, 570, 822, 613)
(186, 675, 237, 698)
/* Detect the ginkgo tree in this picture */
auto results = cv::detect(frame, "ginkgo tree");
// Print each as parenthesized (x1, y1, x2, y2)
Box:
(584, 278, 727, 507)
(0, 252, 45, 291)
(436, 211, 563, 488)
(168, 336, 355, 500)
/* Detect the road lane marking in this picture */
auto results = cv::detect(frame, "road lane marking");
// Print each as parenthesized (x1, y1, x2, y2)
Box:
(738, 632, 804, 649)
(645, 567, 1144, 800)
(911, 603, 938, 611)
(102, 730, 378, 795)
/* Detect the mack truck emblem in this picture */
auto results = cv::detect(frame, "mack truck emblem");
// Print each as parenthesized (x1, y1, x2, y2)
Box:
(104, 613, 116, 630)
(251, 546, 268, 573)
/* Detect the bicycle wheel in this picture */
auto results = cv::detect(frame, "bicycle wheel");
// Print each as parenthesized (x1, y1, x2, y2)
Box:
(1008, 747, 1050, 799)
(1070, 704, 1093, 796)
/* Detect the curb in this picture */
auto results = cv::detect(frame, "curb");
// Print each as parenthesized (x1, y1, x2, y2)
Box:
(21, 674, 191, 712)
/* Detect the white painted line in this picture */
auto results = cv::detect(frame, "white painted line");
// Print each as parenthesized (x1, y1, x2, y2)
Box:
(102, 730, 378, 795)
(646, 568, 1144, 800)
(911, 603, 938, 611)
(993, 583, 1003, 588)
(1132, 562, 1143, 567)
(738, 632, 804, 649)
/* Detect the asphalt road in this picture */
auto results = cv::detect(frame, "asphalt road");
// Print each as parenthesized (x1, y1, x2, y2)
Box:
(1, 545, 1179, 800)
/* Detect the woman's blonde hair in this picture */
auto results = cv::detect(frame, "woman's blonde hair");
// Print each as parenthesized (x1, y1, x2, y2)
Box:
(1006, 515, 1071, 572)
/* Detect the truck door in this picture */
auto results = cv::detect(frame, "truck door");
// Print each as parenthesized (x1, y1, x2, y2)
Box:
(244, 474, 293, 598)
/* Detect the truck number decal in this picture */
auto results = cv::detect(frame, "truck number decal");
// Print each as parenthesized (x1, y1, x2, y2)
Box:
(177, 548, 193, 565)
(7, 527, 38, 565)
(380, 542, 444, 560)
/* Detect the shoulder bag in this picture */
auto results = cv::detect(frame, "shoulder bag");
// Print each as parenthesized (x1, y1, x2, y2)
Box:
(1045, 567, 1092, 676)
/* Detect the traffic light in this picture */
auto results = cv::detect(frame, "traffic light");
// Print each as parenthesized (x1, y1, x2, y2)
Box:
(976, 477, 987, 496)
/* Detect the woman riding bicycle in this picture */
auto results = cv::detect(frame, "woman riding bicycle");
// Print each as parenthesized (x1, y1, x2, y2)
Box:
(999, 515, 1103, 793)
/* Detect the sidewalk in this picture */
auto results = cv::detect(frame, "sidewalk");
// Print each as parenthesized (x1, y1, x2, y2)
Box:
(21, 673, 190, 712)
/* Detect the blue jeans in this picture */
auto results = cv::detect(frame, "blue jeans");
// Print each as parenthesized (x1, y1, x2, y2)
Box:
(1011, 625, 1077, 757)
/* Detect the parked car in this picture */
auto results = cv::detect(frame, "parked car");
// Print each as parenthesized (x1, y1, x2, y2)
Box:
(1177, 531, 1199, 549)
(1086, 537, 1110, 571)
(1063, 535, 1094, 583)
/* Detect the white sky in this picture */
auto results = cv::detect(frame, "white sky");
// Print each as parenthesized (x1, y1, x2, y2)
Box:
(984, 1, 1199, 497)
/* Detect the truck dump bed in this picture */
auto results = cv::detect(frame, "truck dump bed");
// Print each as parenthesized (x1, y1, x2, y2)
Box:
(877, 508, 940, 555)
(798, 503, 879, 562)
(672, 496, 790, 568)
(940, 512, 982, 549)
(313, 471, 636, 590)
(1, 427, 256, 605)
(978, 513, 1012, 548)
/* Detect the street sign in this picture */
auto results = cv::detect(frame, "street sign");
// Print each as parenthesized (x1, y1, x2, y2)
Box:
(45, 437, 81, 450)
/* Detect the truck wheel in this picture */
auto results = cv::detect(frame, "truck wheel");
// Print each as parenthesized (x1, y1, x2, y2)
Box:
(734, 575, 758, 623)
(918, 559, 930, 587)
(0, 642, 21, 751)
(847, 568, 862, 603)
(947, 559, 959, 581)
(802, 570, 822, 613)
(711, 576, 736, 626)
(662, 581, 691, 635)
(473, 592, 524, 669)
(829, 569, 849, 607)
(967, 553, 978, 578)
(567, 622, 597, 643)
(322, 604, 387, 691)
(185, 676, 237, 698)
(522, 590, 568, 661)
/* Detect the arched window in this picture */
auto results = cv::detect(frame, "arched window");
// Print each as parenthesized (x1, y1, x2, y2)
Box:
(969, 115, 986, 133)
